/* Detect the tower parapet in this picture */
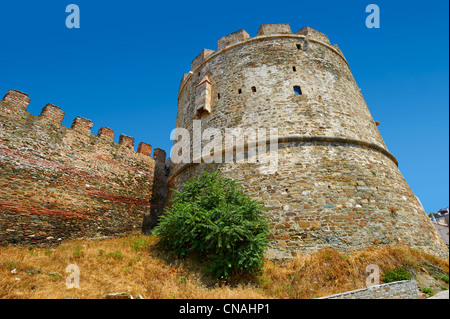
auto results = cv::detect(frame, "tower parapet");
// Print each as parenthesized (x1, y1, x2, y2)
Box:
(179, 25, 349, 98)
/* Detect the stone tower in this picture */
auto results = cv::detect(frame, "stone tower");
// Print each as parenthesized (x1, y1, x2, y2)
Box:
(167, 23, 448, 259)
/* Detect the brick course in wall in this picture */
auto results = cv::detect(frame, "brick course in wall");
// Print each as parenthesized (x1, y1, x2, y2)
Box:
(0, 90, 166, 246)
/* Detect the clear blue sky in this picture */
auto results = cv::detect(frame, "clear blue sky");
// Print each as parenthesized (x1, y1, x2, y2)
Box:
(0, 0, 448, 213)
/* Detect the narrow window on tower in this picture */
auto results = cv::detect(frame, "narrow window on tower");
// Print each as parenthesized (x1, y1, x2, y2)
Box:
(218, 93, 221, 100)
(296, 44, 301, 50)
(251, 86, 256, 93)
(293, 66, 297, 72)
(293, 86, 302, 95)
(238, 89, 242, 95)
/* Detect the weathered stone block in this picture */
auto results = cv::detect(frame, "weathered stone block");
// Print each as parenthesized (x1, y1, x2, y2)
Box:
(257, 23, 292, 36)
(217, 29, 250, 51)
(71, 116, 93, 134)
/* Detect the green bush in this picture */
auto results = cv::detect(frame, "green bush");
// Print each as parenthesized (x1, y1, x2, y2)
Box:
(154, 171, 270, 280)
(440, 275, 449, 284)
(422, 287, 434, 296)
(382, 267, 412, 283)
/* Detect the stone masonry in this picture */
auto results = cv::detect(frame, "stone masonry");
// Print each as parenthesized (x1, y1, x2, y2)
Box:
(318, 280, 420, 299)
(167, 23, 449, 260)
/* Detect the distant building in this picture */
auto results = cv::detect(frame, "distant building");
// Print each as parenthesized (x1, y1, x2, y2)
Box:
(429, 208, 449, 247)
(429, 208, 449, 226)
(432, 223, 449, 247)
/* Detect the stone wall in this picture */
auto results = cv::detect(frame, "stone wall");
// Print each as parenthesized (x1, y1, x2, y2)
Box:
(318, 280, 420, 299)
(0, 89, 166, 245)
(168, 24, 449, 260)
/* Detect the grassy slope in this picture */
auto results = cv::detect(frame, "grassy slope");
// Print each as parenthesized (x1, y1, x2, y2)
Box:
(0, 233, 448, 299)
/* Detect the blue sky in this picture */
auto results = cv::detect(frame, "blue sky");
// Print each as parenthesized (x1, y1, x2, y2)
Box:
(0, 0, 448, 213)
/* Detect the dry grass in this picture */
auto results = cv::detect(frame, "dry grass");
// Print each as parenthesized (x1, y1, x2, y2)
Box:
(259, 246, 448, 299)
(0, 233, 448, 299)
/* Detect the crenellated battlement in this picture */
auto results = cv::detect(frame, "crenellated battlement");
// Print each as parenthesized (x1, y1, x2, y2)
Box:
(0, 89, 162, 160)
(180, 23, 346, 94)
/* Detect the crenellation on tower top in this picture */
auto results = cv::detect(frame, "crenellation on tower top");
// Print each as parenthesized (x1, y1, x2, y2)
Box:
(296, 26, 330, 44)
(191, 49, 215, 71)
(257, 23, 292, 36)
(217, 29, 250, 51)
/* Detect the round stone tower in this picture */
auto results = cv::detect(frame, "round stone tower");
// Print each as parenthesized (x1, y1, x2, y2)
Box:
(167, 23, 448, 259)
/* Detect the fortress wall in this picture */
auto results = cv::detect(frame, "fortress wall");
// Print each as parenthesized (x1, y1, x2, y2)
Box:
(169, 24, 449, 259)
(0, 90, 163, 245)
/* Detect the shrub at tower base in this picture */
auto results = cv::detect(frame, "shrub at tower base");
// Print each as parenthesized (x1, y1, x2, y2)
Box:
(154, 172, 270, 280)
